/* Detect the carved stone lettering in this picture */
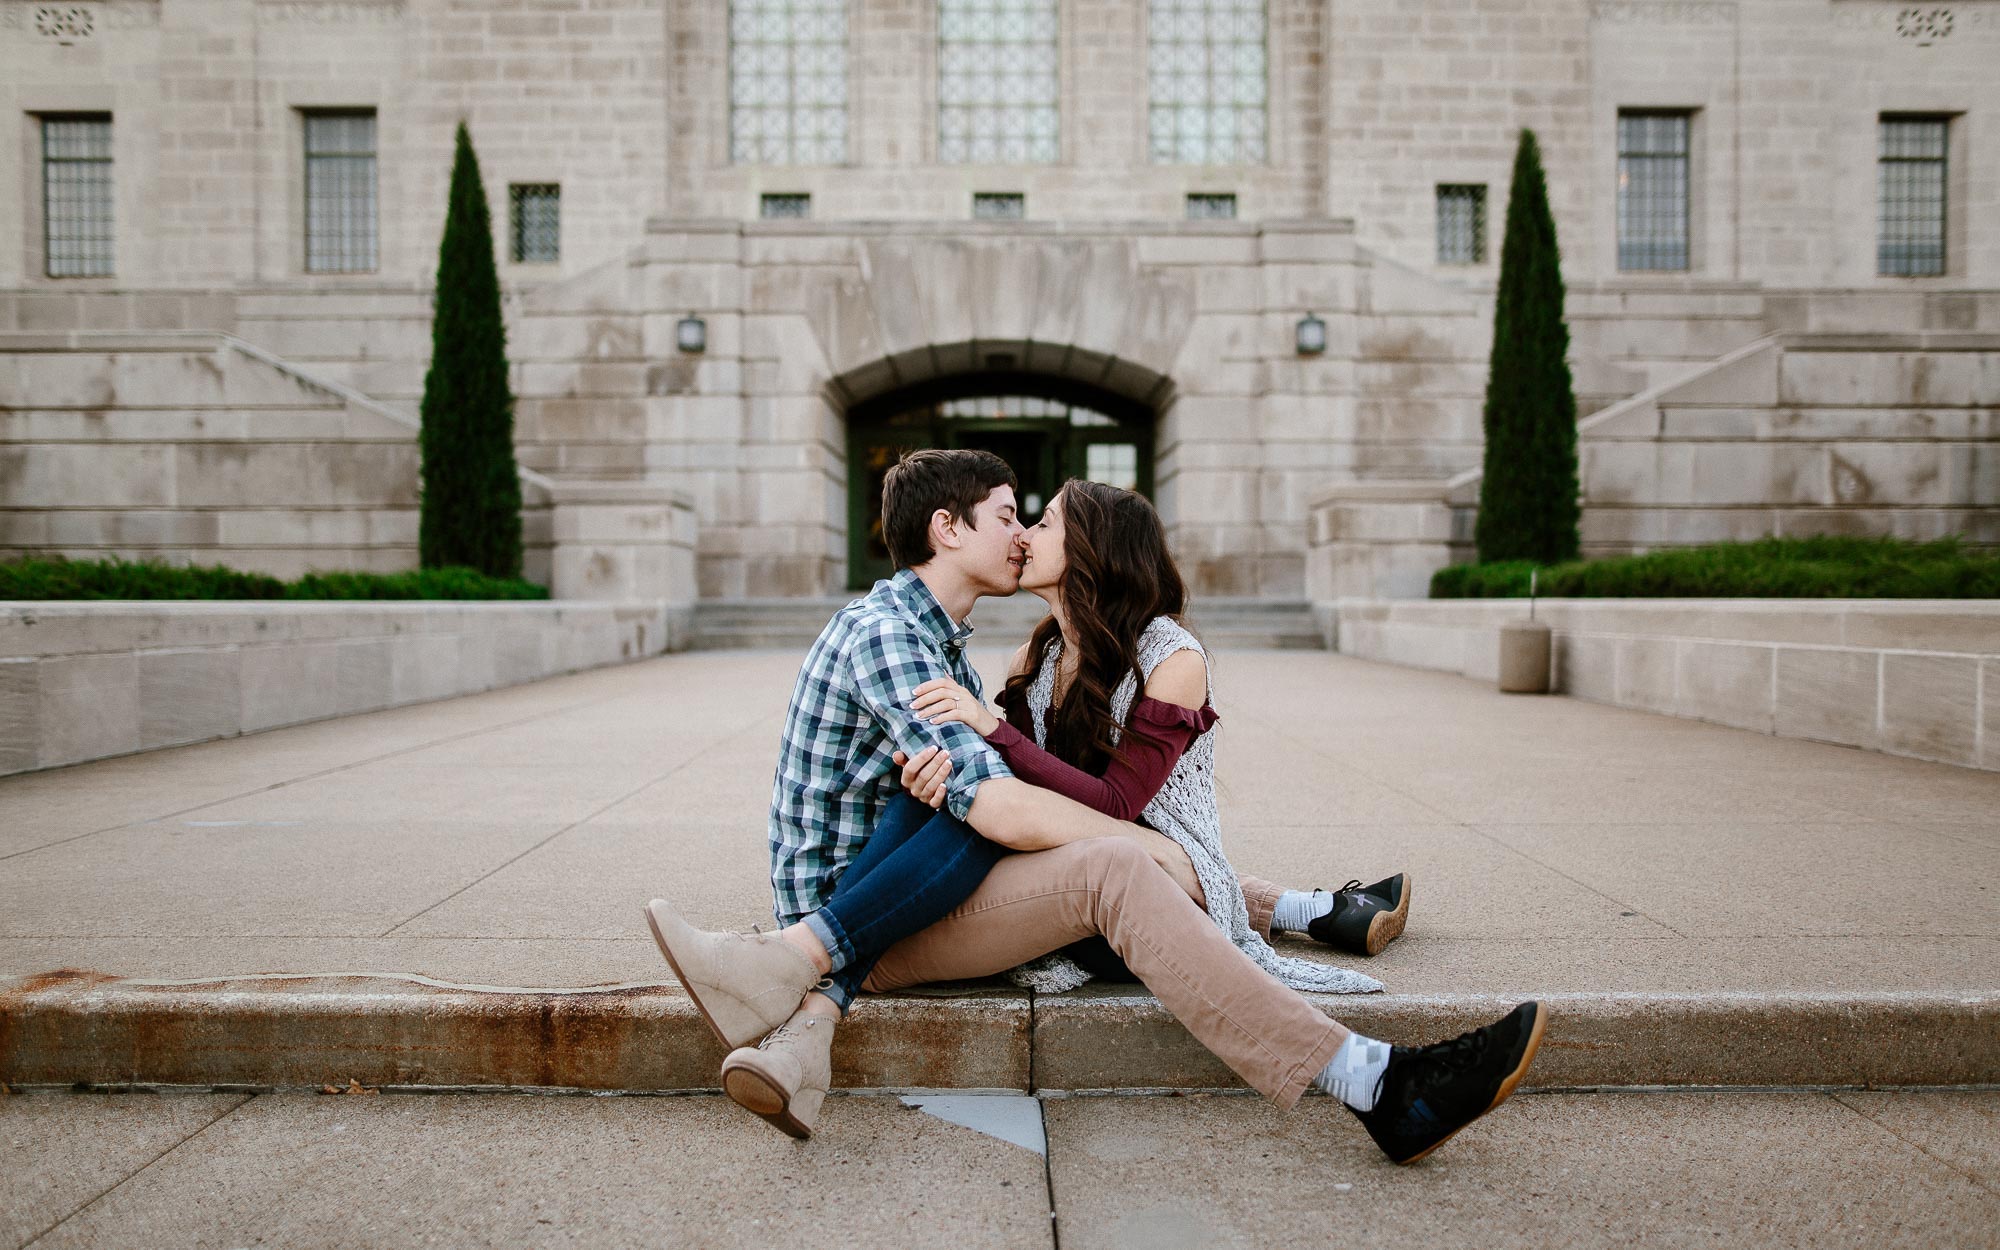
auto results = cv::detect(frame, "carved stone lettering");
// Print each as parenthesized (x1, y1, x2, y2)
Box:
(1589, 1, 1737, 24)
(258, 1, 404, 25)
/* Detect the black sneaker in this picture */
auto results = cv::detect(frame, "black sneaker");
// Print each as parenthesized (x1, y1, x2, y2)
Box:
(1305, 873, 1411, 957)
(1349, 1001, 1547, 1165)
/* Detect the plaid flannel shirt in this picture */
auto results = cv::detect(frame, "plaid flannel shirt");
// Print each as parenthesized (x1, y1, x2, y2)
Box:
(768, 568, 1012, 925)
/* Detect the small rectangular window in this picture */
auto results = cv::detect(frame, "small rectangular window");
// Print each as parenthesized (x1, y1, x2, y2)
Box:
(42, 115, 114, 278)
(760, 192, 811, 219)
(1617, 110, 1691, 272)
(973, 192, 1025, 220)
(303, 110, 378, 274)
(1435, 185, 1486, 265)
(1185, 193, 1237, 220)
(509, 184, 560, 263)
(1878, 115, 1949, 278)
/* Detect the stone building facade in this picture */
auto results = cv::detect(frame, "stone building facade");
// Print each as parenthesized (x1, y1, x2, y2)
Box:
(1, 0, 1995, 604)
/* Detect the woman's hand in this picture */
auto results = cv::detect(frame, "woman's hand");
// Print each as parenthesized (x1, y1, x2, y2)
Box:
(892, 746, 954, 809)
(910, 677, 1000, 738)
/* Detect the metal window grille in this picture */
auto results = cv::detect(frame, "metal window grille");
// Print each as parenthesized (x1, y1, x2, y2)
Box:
(1149, 0, 1267, 165)
(1616, 111, 1690, 272)
(1436, 184, 1486, 265)
(1878, 116, 1948, 277)
(509, 184, 561, 263)
(973, 192, 1026, 219)
(760, 192, 812, 219)
(42, 115, 114, 278)
(1186, 192, 1237, 219)
(303, 111, 378, 274)
(939, 0, 1060, 164)
(730, 0, 848, 165)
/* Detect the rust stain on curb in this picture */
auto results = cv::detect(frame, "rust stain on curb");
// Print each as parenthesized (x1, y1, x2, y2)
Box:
(4, 972, 1994, 1093)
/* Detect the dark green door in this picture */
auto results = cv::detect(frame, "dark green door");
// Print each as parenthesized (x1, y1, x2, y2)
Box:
(845, 391, 1154, 591)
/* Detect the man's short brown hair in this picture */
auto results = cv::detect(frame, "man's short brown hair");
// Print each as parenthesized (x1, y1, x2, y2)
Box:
(880, 448, 1018, 569)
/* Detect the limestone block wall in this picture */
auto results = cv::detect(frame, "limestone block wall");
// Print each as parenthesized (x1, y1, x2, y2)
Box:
(0, 332, 556, 581)
(0, 599, 679, 776)
(1324, 598, 2000, 773)
(0, 0, 668, 292)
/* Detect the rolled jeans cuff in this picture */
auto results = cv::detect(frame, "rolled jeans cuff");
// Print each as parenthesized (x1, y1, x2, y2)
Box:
(802, 909, 852, 976)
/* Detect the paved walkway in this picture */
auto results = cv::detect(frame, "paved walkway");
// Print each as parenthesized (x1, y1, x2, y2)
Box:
(7, 1087, 1997, 1248)
(2, 648, 1994, 998)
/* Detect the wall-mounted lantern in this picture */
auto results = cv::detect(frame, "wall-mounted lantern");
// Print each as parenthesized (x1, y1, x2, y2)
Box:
(1295, 312, 1327, 356)
(676, 314, 707, 354)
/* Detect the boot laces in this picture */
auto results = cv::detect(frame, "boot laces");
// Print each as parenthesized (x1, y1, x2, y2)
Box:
(1424, 1026, 1493, 1075)
(761, 1015, 820, 1050)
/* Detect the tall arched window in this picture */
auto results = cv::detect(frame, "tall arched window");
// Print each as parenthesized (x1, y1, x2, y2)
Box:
(730, 0, 848, 165)
(1149, 0, 1267, 165)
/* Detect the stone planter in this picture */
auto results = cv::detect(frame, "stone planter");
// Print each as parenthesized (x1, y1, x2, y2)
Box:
(1498, 620, 1552, 693)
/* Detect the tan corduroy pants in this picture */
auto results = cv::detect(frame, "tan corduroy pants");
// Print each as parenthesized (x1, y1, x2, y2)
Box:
(860, 838, 1346, 1108)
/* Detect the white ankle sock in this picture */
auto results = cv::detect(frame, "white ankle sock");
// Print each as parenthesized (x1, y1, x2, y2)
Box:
(1314, 1032, 1392, 1112)
(1271, 889, 1333, 933)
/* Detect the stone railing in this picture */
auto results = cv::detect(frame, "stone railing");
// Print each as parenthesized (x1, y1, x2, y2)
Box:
(1322, 598, 1998, 772)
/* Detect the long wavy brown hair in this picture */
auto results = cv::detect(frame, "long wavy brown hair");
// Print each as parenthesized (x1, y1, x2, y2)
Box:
(999, 479, 1192, 775)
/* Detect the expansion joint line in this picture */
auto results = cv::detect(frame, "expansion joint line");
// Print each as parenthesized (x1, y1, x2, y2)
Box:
(20, 1092, 252, 1247)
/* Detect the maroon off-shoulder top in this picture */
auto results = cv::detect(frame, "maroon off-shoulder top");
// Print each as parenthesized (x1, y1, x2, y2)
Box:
(989, 686, 1219, 822)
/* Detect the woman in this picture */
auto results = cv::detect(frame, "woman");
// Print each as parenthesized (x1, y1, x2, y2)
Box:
(673, 478, 1545, 1164)
(902, 478, 1409, 996)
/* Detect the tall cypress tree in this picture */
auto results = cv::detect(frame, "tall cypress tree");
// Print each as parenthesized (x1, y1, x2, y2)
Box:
(418, 122, 522, 578)
(1474, 128, 1581, 565)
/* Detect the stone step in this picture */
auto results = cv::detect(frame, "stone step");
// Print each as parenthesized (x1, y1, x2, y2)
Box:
(4, 974, 1992, 1093)
(692, 598, 1325, 651)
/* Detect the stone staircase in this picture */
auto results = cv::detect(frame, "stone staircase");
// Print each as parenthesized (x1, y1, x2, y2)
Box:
(0, 330, 555, 580)
(692, 596, 1325, 651)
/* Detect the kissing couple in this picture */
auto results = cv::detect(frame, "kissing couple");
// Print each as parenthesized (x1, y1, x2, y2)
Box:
(645, 448, 1544, 1164)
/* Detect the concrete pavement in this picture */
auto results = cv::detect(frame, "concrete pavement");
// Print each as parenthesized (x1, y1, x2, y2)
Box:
(6, 1087, 1997, 1249)
(1, 647, 1996, 1090)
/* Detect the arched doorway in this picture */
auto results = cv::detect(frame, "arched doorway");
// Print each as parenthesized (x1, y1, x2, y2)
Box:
(845, 374, 1156, 590)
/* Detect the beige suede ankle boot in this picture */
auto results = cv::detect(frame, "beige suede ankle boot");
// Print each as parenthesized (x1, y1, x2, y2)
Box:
(720, 1007, 836, 1140)
(643, 899, 820, 1050)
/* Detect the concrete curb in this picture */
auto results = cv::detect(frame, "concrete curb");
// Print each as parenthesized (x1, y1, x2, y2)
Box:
(4, 973, 1994, 1092)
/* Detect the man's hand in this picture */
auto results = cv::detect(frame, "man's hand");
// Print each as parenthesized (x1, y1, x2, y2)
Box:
(1139, 829, 1206, 907)
(910, 677, 1000, 738)
(892, 746, 953, 809)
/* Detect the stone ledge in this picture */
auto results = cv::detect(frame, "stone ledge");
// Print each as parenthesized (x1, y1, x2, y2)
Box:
(3, 973, 1991, 1093)
(0, 601, 687, 775)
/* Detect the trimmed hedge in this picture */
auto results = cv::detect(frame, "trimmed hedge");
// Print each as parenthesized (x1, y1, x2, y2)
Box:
(0, 557, 549, 601)
(1429, 537, 2000, 600)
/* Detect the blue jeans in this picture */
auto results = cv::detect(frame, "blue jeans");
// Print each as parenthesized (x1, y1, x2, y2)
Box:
(803, 792, 1007, 1011)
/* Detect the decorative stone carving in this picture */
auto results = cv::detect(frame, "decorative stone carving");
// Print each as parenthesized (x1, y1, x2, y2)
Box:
(0, 2, 159, 33)
(36, 6, 93, 40)
(1834, 2, 1995, 38)
(1895, 6, 1954, 43)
